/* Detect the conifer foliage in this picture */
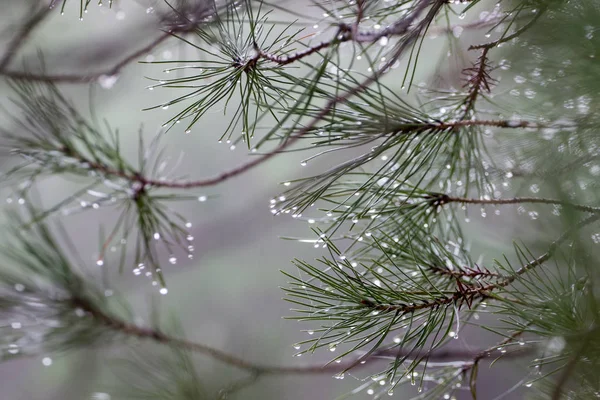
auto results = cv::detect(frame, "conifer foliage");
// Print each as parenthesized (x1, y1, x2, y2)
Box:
(0, 0, 600, 399)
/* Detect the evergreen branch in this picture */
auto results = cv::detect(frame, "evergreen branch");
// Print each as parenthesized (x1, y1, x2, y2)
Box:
(3, 81, 194, 284)
(459, 47, 494, 119)
(360, 214, 599, 314)
(105, 0, 449, 187)
(255, 28, 349, 66)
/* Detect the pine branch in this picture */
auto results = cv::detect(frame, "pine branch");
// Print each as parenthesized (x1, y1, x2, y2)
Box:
(359, 214, 600, 314)
(438, 194, 600, 214)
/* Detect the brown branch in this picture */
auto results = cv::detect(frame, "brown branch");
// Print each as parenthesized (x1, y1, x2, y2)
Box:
(72, 295, 531, 376)
(256, 27, 350, 66)
(460, 47, 494, 118)
(1, 32, 173, 83)
(256, 0, 438, 66)
(429, 264, 502, 280)
(31, 117, 544, 192)
(360, 214, 600, 314)
(440, 195, 600, 214)
(0, 4, 52, 70)
(464, 326, 530, 372)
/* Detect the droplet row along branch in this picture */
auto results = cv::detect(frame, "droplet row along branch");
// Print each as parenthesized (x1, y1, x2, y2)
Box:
(432, 194, 600, 214)
(359, 214, 600, 315)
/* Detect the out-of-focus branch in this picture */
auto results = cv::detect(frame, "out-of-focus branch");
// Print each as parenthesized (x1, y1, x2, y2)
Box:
(0, 4, 52, 70)
(73, 294, 533, 376)
(1, 32, 173, 83)
(438, 194, 600, 214)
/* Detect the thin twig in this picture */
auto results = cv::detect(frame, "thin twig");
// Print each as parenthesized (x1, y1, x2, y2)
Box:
(72, 295, 531, 376)
(1, 32, 173, 83)
(440, 195, 600, 214)
(468, 9, 545, 50)
(0, 4, 52, 70)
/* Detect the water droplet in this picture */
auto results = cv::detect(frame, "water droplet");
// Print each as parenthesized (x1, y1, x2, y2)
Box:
(98, 74, 119, 89)
(169, 256, 177, 264)
(452, 26, 464, 38)
(96, 259, 104, 266)
(91, 393, 112, 400)
(198, 195, 207, 202)
(42, 357, 53, 366)
(159, 288, 168, 295)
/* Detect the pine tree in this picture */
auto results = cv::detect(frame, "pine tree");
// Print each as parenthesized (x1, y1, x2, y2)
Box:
(0, 0, 599, 399)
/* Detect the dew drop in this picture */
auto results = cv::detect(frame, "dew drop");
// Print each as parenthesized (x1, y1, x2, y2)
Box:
(98, 74, 119, 89)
